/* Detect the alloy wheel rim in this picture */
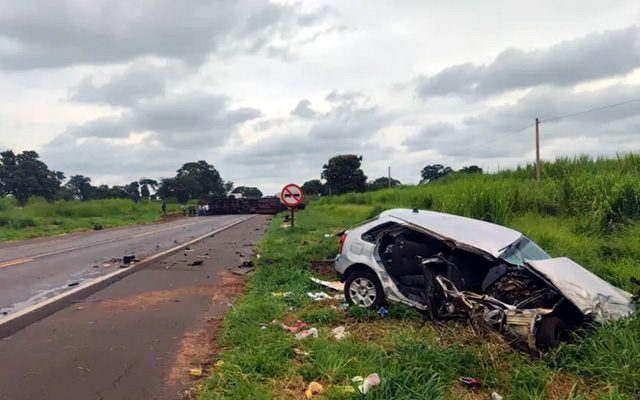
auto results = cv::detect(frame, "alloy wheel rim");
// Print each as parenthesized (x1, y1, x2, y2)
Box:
(349, 277, 377, 307)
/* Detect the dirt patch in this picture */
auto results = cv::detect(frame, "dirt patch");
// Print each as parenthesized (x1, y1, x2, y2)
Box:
(98, 286, 219, 311)
(160, 212, 186, 223)
(309, 260, 335, 276)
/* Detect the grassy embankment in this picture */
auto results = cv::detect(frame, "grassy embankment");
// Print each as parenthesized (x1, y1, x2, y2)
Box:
(198, 155, 640, 400)
(0, 197, 183, 241)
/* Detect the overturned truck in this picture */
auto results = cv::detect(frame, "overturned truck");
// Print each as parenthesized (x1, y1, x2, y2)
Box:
(335, 209, 638, 351)
(206, 196, 287, 215)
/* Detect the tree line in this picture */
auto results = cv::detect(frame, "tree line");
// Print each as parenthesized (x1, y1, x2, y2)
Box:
(0, 150, 262, 206)
(301, 154, 482, 196)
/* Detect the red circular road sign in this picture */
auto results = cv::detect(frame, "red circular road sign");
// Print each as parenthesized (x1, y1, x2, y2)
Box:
(280, 183, 304, 207)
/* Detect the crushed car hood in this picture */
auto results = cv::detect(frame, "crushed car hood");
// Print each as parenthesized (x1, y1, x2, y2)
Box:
(526, 257, 636, 322)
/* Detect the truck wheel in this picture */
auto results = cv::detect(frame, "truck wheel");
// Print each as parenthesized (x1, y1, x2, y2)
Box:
(536, 316, 569, 349)
(345, 270, 385, 309)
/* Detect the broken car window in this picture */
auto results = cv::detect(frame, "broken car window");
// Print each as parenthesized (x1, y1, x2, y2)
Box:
(499, 237, 550, 266)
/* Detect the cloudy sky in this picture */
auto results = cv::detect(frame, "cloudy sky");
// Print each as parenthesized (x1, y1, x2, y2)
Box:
(1, 0, 639, 194)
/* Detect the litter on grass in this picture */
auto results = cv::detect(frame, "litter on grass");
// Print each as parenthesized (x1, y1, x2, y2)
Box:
(307, 292, 332, 301)
(310, 277, 344, 291)
(331, 326, 349, 341)
(377, 306, 389, 318)
(304, 382, 324, 398)
(188, 368, 203, 377)
(282, 320, 307, 333)
(295, 328, 318, 340)
(271, 292, 292, 298)
(352, 373, 381, 394)
(491, 392, 504, 400)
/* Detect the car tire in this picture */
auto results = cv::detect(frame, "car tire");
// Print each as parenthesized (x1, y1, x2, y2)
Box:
(345, 270, 385, 310)
(536, 316, 569, 349)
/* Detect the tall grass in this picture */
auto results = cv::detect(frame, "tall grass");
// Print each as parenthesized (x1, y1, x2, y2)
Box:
(317, 154, 640, 232)
(0, 197, 181, 241)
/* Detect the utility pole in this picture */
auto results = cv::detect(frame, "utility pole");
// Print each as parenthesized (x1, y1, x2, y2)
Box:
(535, 117, 541, 181)
(388, 166, 391, 189)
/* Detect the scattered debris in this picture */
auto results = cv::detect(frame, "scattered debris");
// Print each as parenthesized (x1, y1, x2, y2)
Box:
(324, 234, 332, 238)
(91, 264, 98, 268)
(377, 307, 388, 318)
(122, 255, 136, 264)
(293, 348, 310, 356)
(307, 292, 332, 301)
(68, 282, 79, 287)
(282, 320, 307, 333)
(491, 392, 504, 400)
(188, 260, 204, 266)
(188, 368, 203, 377)
(241, 260, 254, 268)
(310, 277, 343, 291)
(339, 303, 350, 311)
(102, 263, 111, 268)
(196, 255, 209, 259)
(459, 376, 481, 388)
(185, 246, 192, 251)
(75, 306, 84, 311)
(272, 292, 292, 298)
(331, 326, 349, 341)
(352, 373, 381, 394)
(214, 360, 224, 368)
(294, 328, 318, 340)
(305, 382, 324, 398)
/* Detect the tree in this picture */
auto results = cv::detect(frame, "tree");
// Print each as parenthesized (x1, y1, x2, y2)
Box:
(157, 177, 192, 203)
(138, 178, 158, 200)
(321, 155, 367, 195)
(459, 165, 483, 174)
(420, 164, 453, 184)
(65, 175, 93, 200)
(367, 176, 401, 191)
(232, 186, 263, 198)
(176, 161, 226, 199)
(0, 150, 65, 205)
(224, 181, 234, 195)
(301, 179, 326, 196)
(125, 181, 141, 202)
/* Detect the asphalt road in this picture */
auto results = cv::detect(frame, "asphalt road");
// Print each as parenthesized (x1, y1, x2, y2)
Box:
(0, 214, 270, 400)
(0, 214, 252, 316)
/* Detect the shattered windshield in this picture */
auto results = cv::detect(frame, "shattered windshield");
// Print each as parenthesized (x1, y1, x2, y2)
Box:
(500, 236, 550, 266)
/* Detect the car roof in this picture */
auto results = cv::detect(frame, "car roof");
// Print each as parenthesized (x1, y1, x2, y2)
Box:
(380, 209, 522, 258)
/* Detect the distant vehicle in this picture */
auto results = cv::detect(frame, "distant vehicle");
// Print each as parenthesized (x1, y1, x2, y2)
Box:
(335, 209, 637, 350)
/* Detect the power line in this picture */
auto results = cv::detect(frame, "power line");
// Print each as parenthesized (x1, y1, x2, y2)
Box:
(540, 96, 640, 123)
(454, 123, 533, 155)
(453, 95, 640, 156)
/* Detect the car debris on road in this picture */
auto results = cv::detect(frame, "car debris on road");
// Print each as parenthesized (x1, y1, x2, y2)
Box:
(334, 208, 638, 351)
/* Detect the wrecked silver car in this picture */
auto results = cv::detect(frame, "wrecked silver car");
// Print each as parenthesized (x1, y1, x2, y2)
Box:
(335, 209, 637, 350)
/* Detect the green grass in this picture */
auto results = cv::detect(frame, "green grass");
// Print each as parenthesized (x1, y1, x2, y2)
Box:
(0, 197, 183, 241)
(199, 155, 640, 400)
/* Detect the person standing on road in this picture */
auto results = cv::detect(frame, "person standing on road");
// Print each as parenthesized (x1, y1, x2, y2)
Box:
(161, 201, 167, 215)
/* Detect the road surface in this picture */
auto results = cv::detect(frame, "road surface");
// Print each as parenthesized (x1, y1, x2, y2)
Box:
(0, 214, 251, 316)
(0, 214, 270, 400)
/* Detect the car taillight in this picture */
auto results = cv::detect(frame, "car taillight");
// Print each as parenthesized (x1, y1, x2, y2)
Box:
(338, 233, 347, 254)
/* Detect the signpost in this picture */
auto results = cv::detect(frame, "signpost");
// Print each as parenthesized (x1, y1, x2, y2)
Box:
(280, 183, 304, 227)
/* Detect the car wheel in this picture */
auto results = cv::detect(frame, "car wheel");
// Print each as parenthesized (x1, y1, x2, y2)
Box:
(345, 270, 385, 309)
(535, 316, 569, 349)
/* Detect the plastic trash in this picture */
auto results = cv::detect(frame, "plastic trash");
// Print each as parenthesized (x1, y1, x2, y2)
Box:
(305, 381, 324, 398)
(283, 320, 307, 333)
(491, 392, 504, 400)
(378, 307, 389, 318)
(331, 326, 349, 341)
(339, 303, 350, 311)
(188, 368, 203, 377)
(307, 292, 332, 301)
(352, 373, 381, 394)
(214, 360, 224, 368)
(295, 328, 318, 340)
